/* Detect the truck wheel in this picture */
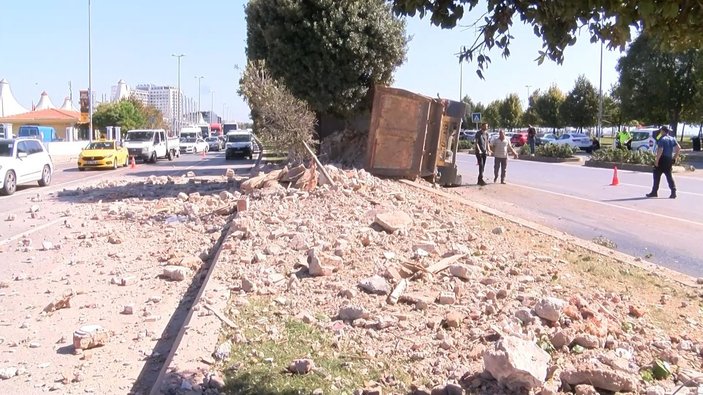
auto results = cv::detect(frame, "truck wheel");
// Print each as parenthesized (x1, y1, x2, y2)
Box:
(167, 151, 173, 161)
(150, 152, 157, 163)
(2, 170, 17, 195)
(38, 165, 52, 186)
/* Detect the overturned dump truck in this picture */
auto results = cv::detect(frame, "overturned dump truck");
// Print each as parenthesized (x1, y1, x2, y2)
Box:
(365, 86, 467, 186)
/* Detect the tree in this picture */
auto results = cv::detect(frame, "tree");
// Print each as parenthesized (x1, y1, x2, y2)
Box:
(461, 95, 474, 127)
(93, 99, 146, 134)
(128, 98, 165, 130)
(239, 61, 317, 161)
(498, 93, 522, 131)
(533, 85, 565, 131)
(560, 75, 599, 131)
(483, 100, 501, 130)
(522, 90, 542, 126)
(616, 34, 702, 135)
(246, 0, 408, 117)
(391, 0, 703, 78)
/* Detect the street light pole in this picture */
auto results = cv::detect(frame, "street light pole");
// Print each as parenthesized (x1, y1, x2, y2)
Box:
(195, 76, 204, 117)
(171, 54, 185, 134)
(597, 41, 604, 138)
(210, 90, 214, 123)
(525, 85, 532, 108)
(88, 0, 93, 142)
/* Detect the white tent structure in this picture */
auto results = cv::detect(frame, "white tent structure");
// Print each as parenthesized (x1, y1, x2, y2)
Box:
(60, 97, 78, 112)
(0, 78, 29, 117)
(112, 79, 130, 101)
(35, 91, 56, 110)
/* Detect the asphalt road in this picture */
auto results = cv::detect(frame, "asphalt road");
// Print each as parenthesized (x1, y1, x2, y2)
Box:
(0, 150, 255, 245)
(455, 152, 703, 277)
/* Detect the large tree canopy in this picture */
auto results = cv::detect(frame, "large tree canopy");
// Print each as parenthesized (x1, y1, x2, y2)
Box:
(246, 0, 408, 117)
(533, 85, 565, 131)
(391, 0, 703, 77)
(560, 75, 599, 131)
(616, 34, 702, 134)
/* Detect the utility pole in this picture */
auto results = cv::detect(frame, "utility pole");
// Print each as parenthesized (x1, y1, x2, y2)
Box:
(195, 76, 204, 118)
(171, 54, 185, 134)
(597, 41, 604, 138)
(525, 85, 531, 108)
(210, 90, 214, 123)
(88, 0, 93, 142)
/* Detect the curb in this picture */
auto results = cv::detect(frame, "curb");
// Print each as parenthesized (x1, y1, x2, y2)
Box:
(585, 160, 689, 173)
(399, 179, 698, 288)
(517, 155, 580, 163)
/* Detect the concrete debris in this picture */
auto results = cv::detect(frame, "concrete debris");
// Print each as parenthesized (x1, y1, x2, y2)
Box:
(0, 367, 18, 380)
(374, 211, 412, 233)
(213, 341, 232, 361)
(288, 358, 315, 374)
(483, 336, 550, 391)
(534, 297, 567, 322)
(358, 275, 390, 295)
(73, 324, 110, 350)
(338, 305, 367, 322)
(162, 266, 190, 282)
(560, 359, 638, 392)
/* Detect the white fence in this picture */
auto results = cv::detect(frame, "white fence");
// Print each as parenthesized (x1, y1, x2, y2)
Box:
(45, 141, 89, 157)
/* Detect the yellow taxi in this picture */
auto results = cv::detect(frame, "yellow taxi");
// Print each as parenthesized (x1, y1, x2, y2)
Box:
(77, 140, 129, 171)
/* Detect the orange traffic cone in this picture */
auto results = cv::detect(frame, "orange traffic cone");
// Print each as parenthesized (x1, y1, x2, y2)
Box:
(130, 156, 136, 169)
(610, 166, 619, 186)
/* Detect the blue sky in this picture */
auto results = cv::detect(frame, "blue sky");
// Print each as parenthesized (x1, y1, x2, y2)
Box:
(0, 1, 623, 122)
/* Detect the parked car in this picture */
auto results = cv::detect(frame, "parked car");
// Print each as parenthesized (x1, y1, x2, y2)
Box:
(0, 138, 53, 195)
(206, 136, 223, 151)
(538, 133, 558, 145)
(549, 133, 593, 152)
(460, 130, 476, 142)
(77, 140, 129, 170)
(180, 137, 209, 154)
(17, 125, 58, 142)
(510, 132, 528, 147)
(629, 129, 658, 152)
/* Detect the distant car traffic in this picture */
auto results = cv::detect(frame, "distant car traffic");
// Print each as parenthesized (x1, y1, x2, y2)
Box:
(78, 140, 129, 171)
(225, 130, 254, 160)
(549, 133, 593, 152)
(206, 136, 223, 151)
(180, 137, 208, 154)
(0, 138, 53, 195)
(460, 130, 476, 142)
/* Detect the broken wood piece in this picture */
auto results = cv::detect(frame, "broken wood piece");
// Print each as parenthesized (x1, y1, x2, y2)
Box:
(303, 141, 335, 187)
(203, 304, 237, 329)
(388, 279, 408, 305)
(426, 254, 466, 274)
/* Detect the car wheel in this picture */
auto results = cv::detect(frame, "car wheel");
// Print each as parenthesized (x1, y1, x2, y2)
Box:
(2, 170, 17, 195)
(150, 152, 157, 163)
(38, 165, 51, 186)
(167, 151, 173, 161)
(113, 159, 118, 170)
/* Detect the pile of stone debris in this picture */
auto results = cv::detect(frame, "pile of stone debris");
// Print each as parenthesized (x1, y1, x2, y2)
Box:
(210, 165, 703, 395)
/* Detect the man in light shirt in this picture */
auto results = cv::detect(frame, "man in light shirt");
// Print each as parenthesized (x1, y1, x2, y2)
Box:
(491, 129, 519, 184)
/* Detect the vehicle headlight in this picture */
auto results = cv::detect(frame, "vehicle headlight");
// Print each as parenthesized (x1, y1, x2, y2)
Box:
(141, 147, 149, 153)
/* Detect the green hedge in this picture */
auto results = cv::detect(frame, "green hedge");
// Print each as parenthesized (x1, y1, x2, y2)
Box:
(590, 148, 685, 166)
(520, 143, 576, 158)
(458, 140, 473, 151)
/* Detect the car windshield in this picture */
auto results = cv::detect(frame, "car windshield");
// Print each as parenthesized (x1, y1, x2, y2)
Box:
(86, 141, 114, 150)
(206, 137, 218, 142)
(228, 135, 250, 143)
(181, 137, 196, 143)
(125, 131, 153, 141)
(631, 132, 650, 140)
(0, 142, 13, 157)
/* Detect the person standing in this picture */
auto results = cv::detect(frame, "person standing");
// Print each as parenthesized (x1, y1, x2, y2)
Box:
(491, 129, 519, 184)
(527, 126, 537, 155)
(646, 126, 680, 199)
(474, 123, 491, 185)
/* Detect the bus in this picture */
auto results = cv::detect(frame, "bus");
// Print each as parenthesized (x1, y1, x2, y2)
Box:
(223, 122, 238, 134)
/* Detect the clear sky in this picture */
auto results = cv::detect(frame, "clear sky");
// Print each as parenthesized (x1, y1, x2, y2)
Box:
(0, 1, 623, 122)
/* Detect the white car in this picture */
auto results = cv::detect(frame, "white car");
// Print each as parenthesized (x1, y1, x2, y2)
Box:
(629, 129, 658, 152)
(549, 133, 593, 152)
(179, 137, 209, 154)
(0, 138, 54, 195)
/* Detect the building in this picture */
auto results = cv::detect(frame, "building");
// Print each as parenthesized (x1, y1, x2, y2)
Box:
(110, 80, 194, 130)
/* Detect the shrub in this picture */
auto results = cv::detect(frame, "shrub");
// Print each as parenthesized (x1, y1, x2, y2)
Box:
(589, 148, 686, 166)
(534, 143, 577, 158)
(458, 140, 473, 151)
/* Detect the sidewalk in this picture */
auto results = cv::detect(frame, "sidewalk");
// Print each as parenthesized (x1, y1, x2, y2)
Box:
(50, 154, 78, 165)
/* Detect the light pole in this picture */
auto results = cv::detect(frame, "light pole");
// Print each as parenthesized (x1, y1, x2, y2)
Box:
(210, 90, 215, 123)
(195, 76, 204, 118)
(88, 0, 93, 142)
(525, 85, 532, 108)
(171, 54, 185, 134)
(597, 42, 604, 138)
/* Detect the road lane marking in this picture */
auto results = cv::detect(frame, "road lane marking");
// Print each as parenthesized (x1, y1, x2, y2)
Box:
(513, 183, 703, 228)
(619, 183, 703, 197)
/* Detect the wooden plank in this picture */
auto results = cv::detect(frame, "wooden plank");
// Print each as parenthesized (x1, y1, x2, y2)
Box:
(426, 254, 465, 274)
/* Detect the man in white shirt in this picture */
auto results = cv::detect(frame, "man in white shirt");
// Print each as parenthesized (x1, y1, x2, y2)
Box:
(491, 129, 519, 184)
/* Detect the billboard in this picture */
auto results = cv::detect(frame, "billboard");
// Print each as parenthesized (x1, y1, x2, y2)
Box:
(79, 90, 90, 124)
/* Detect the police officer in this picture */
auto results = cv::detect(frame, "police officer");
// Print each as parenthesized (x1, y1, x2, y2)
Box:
(646, 126, 680, 199)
